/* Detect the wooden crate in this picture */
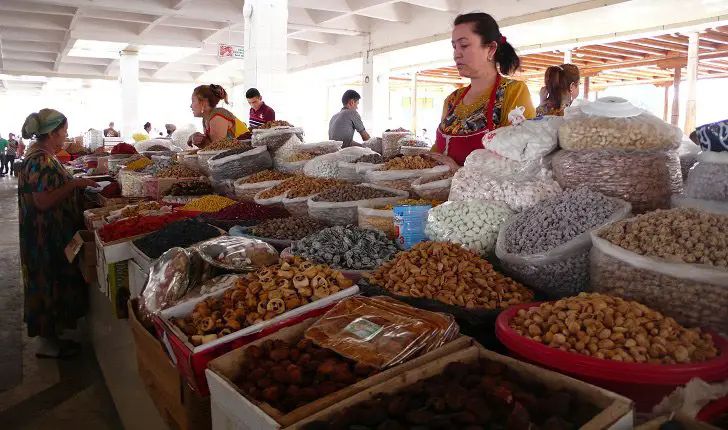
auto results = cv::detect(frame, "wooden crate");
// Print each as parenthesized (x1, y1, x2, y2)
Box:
(637, 414, 723, 430)
(292, 344, 635, 430)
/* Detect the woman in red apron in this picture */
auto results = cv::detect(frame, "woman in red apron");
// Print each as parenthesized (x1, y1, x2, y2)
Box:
(432, 13, 536, 169)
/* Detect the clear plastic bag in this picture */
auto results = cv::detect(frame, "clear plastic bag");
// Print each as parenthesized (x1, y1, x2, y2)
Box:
(411, 173, 452, 201)
(252, 127, 305, 152)
(139, 247, 193, 322)
(235, 178, 286, 201)
(181, 154, 200, 171)
(590, 232, 728, 333)
(683, 151, 728, 201)
(307, 184, 408, 226)
(424, 200, 514, 257)
(208, 146, 273, 181)
(495, 198, 631, 298)
(559, 98, 682, 151)
(195, 236, 278, 271)
(229, 225, 294, 250)
(481, 116, 562, 162)
(364, 137, 383, 154)
(305, 146, 376, 180)
(678, 136, 700, 180)
(365, 165, 450, 196)
(119, 170, 150, 197)
(463, 149, 553, 180)
(552, 148, 683, 214)
(196, 149, 225, 174)
(398, 146, 431, 156)
(382, 131, 413, 158)
(357, 206, 395, 239)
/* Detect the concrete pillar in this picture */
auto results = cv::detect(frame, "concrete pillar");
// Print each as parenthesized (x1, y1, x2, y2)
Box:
(672, 67, 681, 126)
(411, 73, 418, 133)
(119, 48, 139, 141)
(563, 50, 572, 64)
(684, 32, 699, 133)
(243, 0, 288, 119)
(361, 53, 390, 136)
(362, 50, 375, 132)
(663, 85, 670, 122)
(583, 76, 590, 100)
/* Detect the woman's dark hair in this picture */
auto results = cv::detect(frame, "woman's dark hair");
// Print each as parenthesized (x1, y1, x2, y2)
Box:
(144, 122, 151, 131)
(453, 13, 520, 75)
(193, 84, 229, 108)
(543, 64, 580, 108)
(342, 89, 361, 106)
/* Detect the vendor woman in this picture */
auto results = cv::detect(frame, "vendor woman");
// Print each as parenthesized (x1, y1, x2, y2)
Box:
(19, 109, 98, 359)
(188, 84, 249, 148)
(432, 13, 535, 168)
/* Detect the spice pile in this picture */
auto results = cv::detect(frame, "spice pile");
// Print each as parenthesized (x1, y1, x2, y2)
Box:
(206, 138, 246, 151)
(202, 201, 289, 221)
(180, 195, 237, 212)
(154, 164, 202, 178)
(379, 155, 439, 171)
(259, 120, 294, 129)
(242, 170, 293, 184)
(511, 293, 718, 364)
(251, 217, 328, 240)
(98, 212, 193, 242)
(125, 157, 152, 171)
(291, 226, 398, 270)
(303, 357, 601, 430)
(166, 180, 213, 196)
(133, 219, 222, 259)
(169, 257, 353, 345)
(367, 242, 534, 310)
(311, 185, 398, 203)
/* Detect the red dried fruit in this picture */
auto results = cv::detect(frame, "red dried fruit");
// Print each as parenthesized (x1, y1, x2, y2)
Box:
(272, 368, 290, 384)
(246, 345, 262, 359)
(353, 362, 375, 376)
(406, 410, 435, 424)
(270, 348, 289, 362)
(287, 364, 303, 385)
(297, 353, 312, 367)
(257, 378, 272, 389)
(247, 368, 266, 381)
(317, 360, 336, 376)
(289, 349, 302, 362)
(299, 387, 318, 401)
(507, 402, 531, 430)
(444, 362, 469, 382)
(262, 386, 280, 403)
(297, 338, 313, 350)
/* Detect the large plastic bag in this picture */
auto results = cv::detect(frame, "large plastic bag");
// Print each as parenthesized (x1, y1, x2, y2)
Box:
(672, 195, 728, 214)
(135, 139, 173, 152)
(683, 151, 728, 201)
(252, 127, 304, 152)
(411, 172, 452, 201)
(424, 200, 514, 257)
(196, 149, 225, 174)
(590, 231, 728, 333)
(552, 148, 682, 214)
(307, 184, 408, 225)
(365, 165, 450, 196)
(464, 149, 553, 180)
(382, 131, 413, 158)
(119, 170, 150, 197)
(304, 146, 375, 180)
(83, 129, 104, 151)
(496, 197, 631, 298)
(357, 206, 395, 239)
(481, 116, 562, 162)
(364, 137, 383, 154)
(170, 124, 198, 149)
(195, 236, 278, 271)
(274, 141, 341, 174)
(559, 97, 682, 151)
(208, 146, 272, 181)
(678, 136, 700, 180)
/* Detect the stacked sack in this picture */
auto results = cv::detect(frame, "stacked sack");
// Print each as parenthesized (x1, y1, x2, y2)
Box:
(449, 116, 563, 212)
(554, 97, 683, 214)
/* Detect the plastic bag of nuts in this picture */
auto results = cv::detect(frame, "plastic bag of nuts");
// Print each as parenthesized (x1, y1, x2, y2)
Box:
(590, 209, 728, 333)
(280, 178, 351, 217)
(307, 184, 408, 226)
(252, 127, 305, 153)
(683, 151, 728, 202)
(235, 170, 294, 201)
(410, 172, 453, 201)
(357, 206, 396, 239)
(552, 148, 683, 214)
(365, 157, 450, 196)
(305, 147, 377, 182)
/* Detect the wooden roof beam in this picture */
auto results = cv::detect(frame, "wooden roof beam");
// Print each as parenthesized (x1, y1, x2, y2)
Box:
(630, 39, 687, 52)
(577, 45, 646, 59)
(576, 48, 630, 62)
(609, 41, 668, 56)
(701, 30, 728, 45)
(656, 34, 718, 51)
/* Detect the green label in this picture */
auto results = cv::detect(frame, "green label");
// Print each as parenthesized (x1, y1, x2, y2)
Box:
(344, 318, 383, 341)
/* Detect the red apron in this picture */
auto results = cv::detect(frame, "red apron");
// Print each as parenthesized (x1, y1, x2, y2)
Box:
(435, 75, 501, 166)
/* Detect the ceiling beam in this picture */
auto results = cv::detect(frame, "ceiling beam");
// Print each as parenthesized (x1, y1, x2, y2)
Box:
(288, 0, 352, 12)
(0, 0, 76, 15)
(701, 30, 728, 44)
(287, 39, 309, 56)
(400, 0, 460, 12)
(607, 41, 668, 56)
(288, 31, 338, 45)
(171, 0, 196, 10)
(55, 7, 83, 72)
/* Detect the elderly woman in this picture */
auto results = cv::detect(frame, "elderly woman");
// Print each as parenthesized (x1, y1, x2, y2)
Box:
(19, 109, 97, 359)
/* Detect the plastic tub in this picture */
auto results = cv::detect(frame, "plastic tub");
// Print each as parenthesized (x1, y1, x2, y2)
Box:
(495, 302, 728, 412)
(697, 395, 728, 424)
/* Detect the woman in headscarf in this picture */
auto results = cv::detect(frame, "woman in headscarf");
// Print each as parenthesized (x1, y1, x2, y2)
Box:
(19, 109, 98, 359)
(188, 84, 249, 148)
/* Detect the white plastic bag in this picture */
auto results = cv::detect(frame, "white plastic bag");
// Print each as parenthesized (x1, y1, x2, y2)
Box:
(364, 137, 383, 154)
(304, 146, 375, 180)
(307, 184, 408, 226)
(683, 151, 728, 201)
(365, 165, 450, 196)
(196, 149, 225, 174)
(208, 146, 272, 181)
(171, 124, 198, 149)
(252, 127, 304, 152)
(678, 135, 700, 180)
(464, 149, 553, 180)
(411, 173, 452, 201)
(274, 141, 342, 174)
(382, 131, 413, 158)
(481, 116, 562, 162)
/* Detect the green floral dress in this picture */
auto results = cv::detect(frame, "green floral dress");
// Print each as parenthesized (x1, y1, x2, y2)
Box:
(19, 148, 87, 338)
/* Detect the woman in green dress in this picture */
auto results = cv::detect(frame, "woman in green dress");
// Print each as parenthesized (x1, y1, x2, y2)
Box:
(19, 109, 98, 359)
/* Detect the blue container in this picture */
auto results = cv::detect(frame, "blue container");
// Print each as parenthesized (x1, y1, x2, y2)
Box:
(393, 204, 431, 250)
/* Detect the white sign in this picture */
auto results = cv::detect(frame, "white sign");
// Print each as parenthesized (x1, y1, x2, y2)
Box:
(218, 43, 244, 60)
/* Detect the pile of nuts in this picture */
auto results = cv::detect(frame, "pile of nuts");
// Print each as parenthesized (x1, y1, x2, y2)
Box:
(498, 189, 626, 297)
(367, 242, 534, 310)
(170, 257, 354, 346)
(291, 226, 398, 270)
(510, 293, 719, 364)
(450, 168, 563, 212)
(154, 164, 203, 178)
(379, 155, 440, 171)
(353, 154, 384, 164)
(234, 338, 378, 413)
(206, 138, 247, 151)
(425, 200, 514, 257)
(257, 176, 306, 199)
(286, 178, 350, 199)
(287, 152, 317, 162)
(242, 170, 293, 184)
(210, 144, 255, 160)
(259, 120, 294, 129)
(251, 216, 328, 240)
(311, 185, 398, 203)
(552, 149, 683, 214)
(684, 161, 728, 201)
(421, 171, 454, 184)
(559, 114, 682, 151)
(166, 180, 212, 196)
(303, 358, 601, 430)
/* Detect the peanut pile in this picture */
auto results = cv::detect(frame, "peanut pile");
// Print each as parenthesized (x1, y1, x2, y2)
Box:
(206, 138, 246, 151)
(367, 242, 533, 310)
(242, 170, 293, 184)
(286, 178, 350, 199)
(379, 155, 440, 171)
(511, 293, 718, 364)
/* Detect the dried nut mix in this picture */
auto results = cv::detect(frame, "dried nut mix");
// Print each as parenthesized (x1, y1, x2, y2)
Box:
(154, 163, 203, 178)
(205, 137, 247, 151)
(243, 170, 293, 184)
(235, 338, 378, 413)
(511, 293, 719, 364)
(170, 257, 354, 346)
(259, 120, 294, 129)
(120, 201, 166, 218)
(252, 216, 328, 240)
(366, 242, 534, 310)
(382, 199, 443, 210)
(258, 176, 306, 199)
(353, 154, 384, 164)
(598, 208, 728, 267)
(311, 185, 398, 203)
(379, 155, 440, 171)
(421, 171, 454, 184)
(166, 180, 213, 196)
(287, 178, 350, 199)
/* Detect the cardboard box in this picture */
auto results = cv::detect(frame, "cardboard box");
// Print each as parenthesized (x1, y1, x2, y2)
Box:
(205, 319, 473, 430)
(128, 259, 149, 299)
(65, 230, 96, 263)
(294, 344, 635, 430)
(130, 241, 155, 273)
(84, 204, 127, 230)
(637, 415, 722, 430)
(128, 300, 211, 430)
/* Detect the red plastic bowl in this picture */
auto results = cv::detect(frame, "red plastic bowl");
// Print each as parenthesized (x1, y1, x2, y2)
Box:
(496, 302, 728, 412)
(697, 395, 728, 424)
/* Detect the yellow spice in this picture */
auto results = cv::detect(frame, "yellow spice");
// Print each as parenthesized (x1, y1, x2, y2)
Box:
(180, 195, 237, 212)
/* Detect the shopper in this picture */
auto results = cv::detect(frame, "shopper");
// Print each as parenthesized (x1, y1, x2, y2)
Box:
(536, 64, 580, 116)
(103, 122, 119, 137)
(19, 109, 98, 359)
(246, 88, 276, 129)
(0, 134, 7, 177)
(143, 122, 152, 135)
(189, 84, 249, 148)
(431, 12, 535, 168)
(165, 123, 177, 138)
(328, 90, 371, 148)
(5, 133, 18, 176)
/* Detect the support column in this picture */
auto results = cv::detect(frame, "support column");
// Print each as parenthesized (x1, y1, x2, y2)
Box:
(672, 67, 681, 126)
(243, 0, 288, 119)
(583, 76, 590, 100)
(563, 50, 572, 64)
(119, 48, 139, 141)
(361, 50, 374, 132)
(684, 32, 699, 133)
(361, 53, 389, 136)
(663, 85, 670, 122)
(411, 73, 418, 133)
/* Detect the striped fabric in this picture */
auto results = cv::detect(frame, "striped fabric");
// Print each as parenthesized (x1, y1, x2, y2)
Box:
(249, 103, 275, 128)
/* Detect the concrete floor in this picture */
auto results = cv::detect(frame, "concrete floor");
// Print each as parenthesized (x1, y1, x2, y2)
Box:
(0, 177, 125, 430)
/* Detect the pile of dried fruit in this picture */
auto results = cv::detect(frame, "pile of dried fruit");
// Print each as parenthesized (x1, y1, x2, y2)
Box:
(98, 212, 194, 242)
(242, 170, 293, 184)
(510, 293, 719, 364)
(251, 217, 328, 240)
(367, 242, 534, 310)
(202, 201, 289, 221)
(379, 155, 440, 171)
(206, 138, 247, 151)
(382, 199, 443, 210)
(166, 180, 213, 196)
(170, 257, 353, 345)
(180, 195, 237, 212)
(259, 120, 294, 129)
(133, 219, 221, 259)
(353, 154, 384, 164)
(154, 164, 202, 178)
(287, 179, 350, 199)
(311, 185, 398, 203)
(291, 226, 398, 270)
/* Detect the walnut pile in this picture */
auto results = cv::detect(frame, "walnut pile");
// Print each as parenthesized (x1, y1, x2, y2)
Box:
(598, 208, 728, 267)
(511, 293, 718, 364)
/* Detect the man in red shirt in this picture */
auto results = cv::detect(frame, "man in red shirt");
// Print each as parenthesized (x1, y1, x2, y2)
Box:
(247, 88, 276, 128)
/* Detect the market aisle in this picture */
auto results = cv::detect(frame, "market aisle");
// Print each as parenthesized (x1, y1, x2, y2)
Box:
(0, 177, 123, 430)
